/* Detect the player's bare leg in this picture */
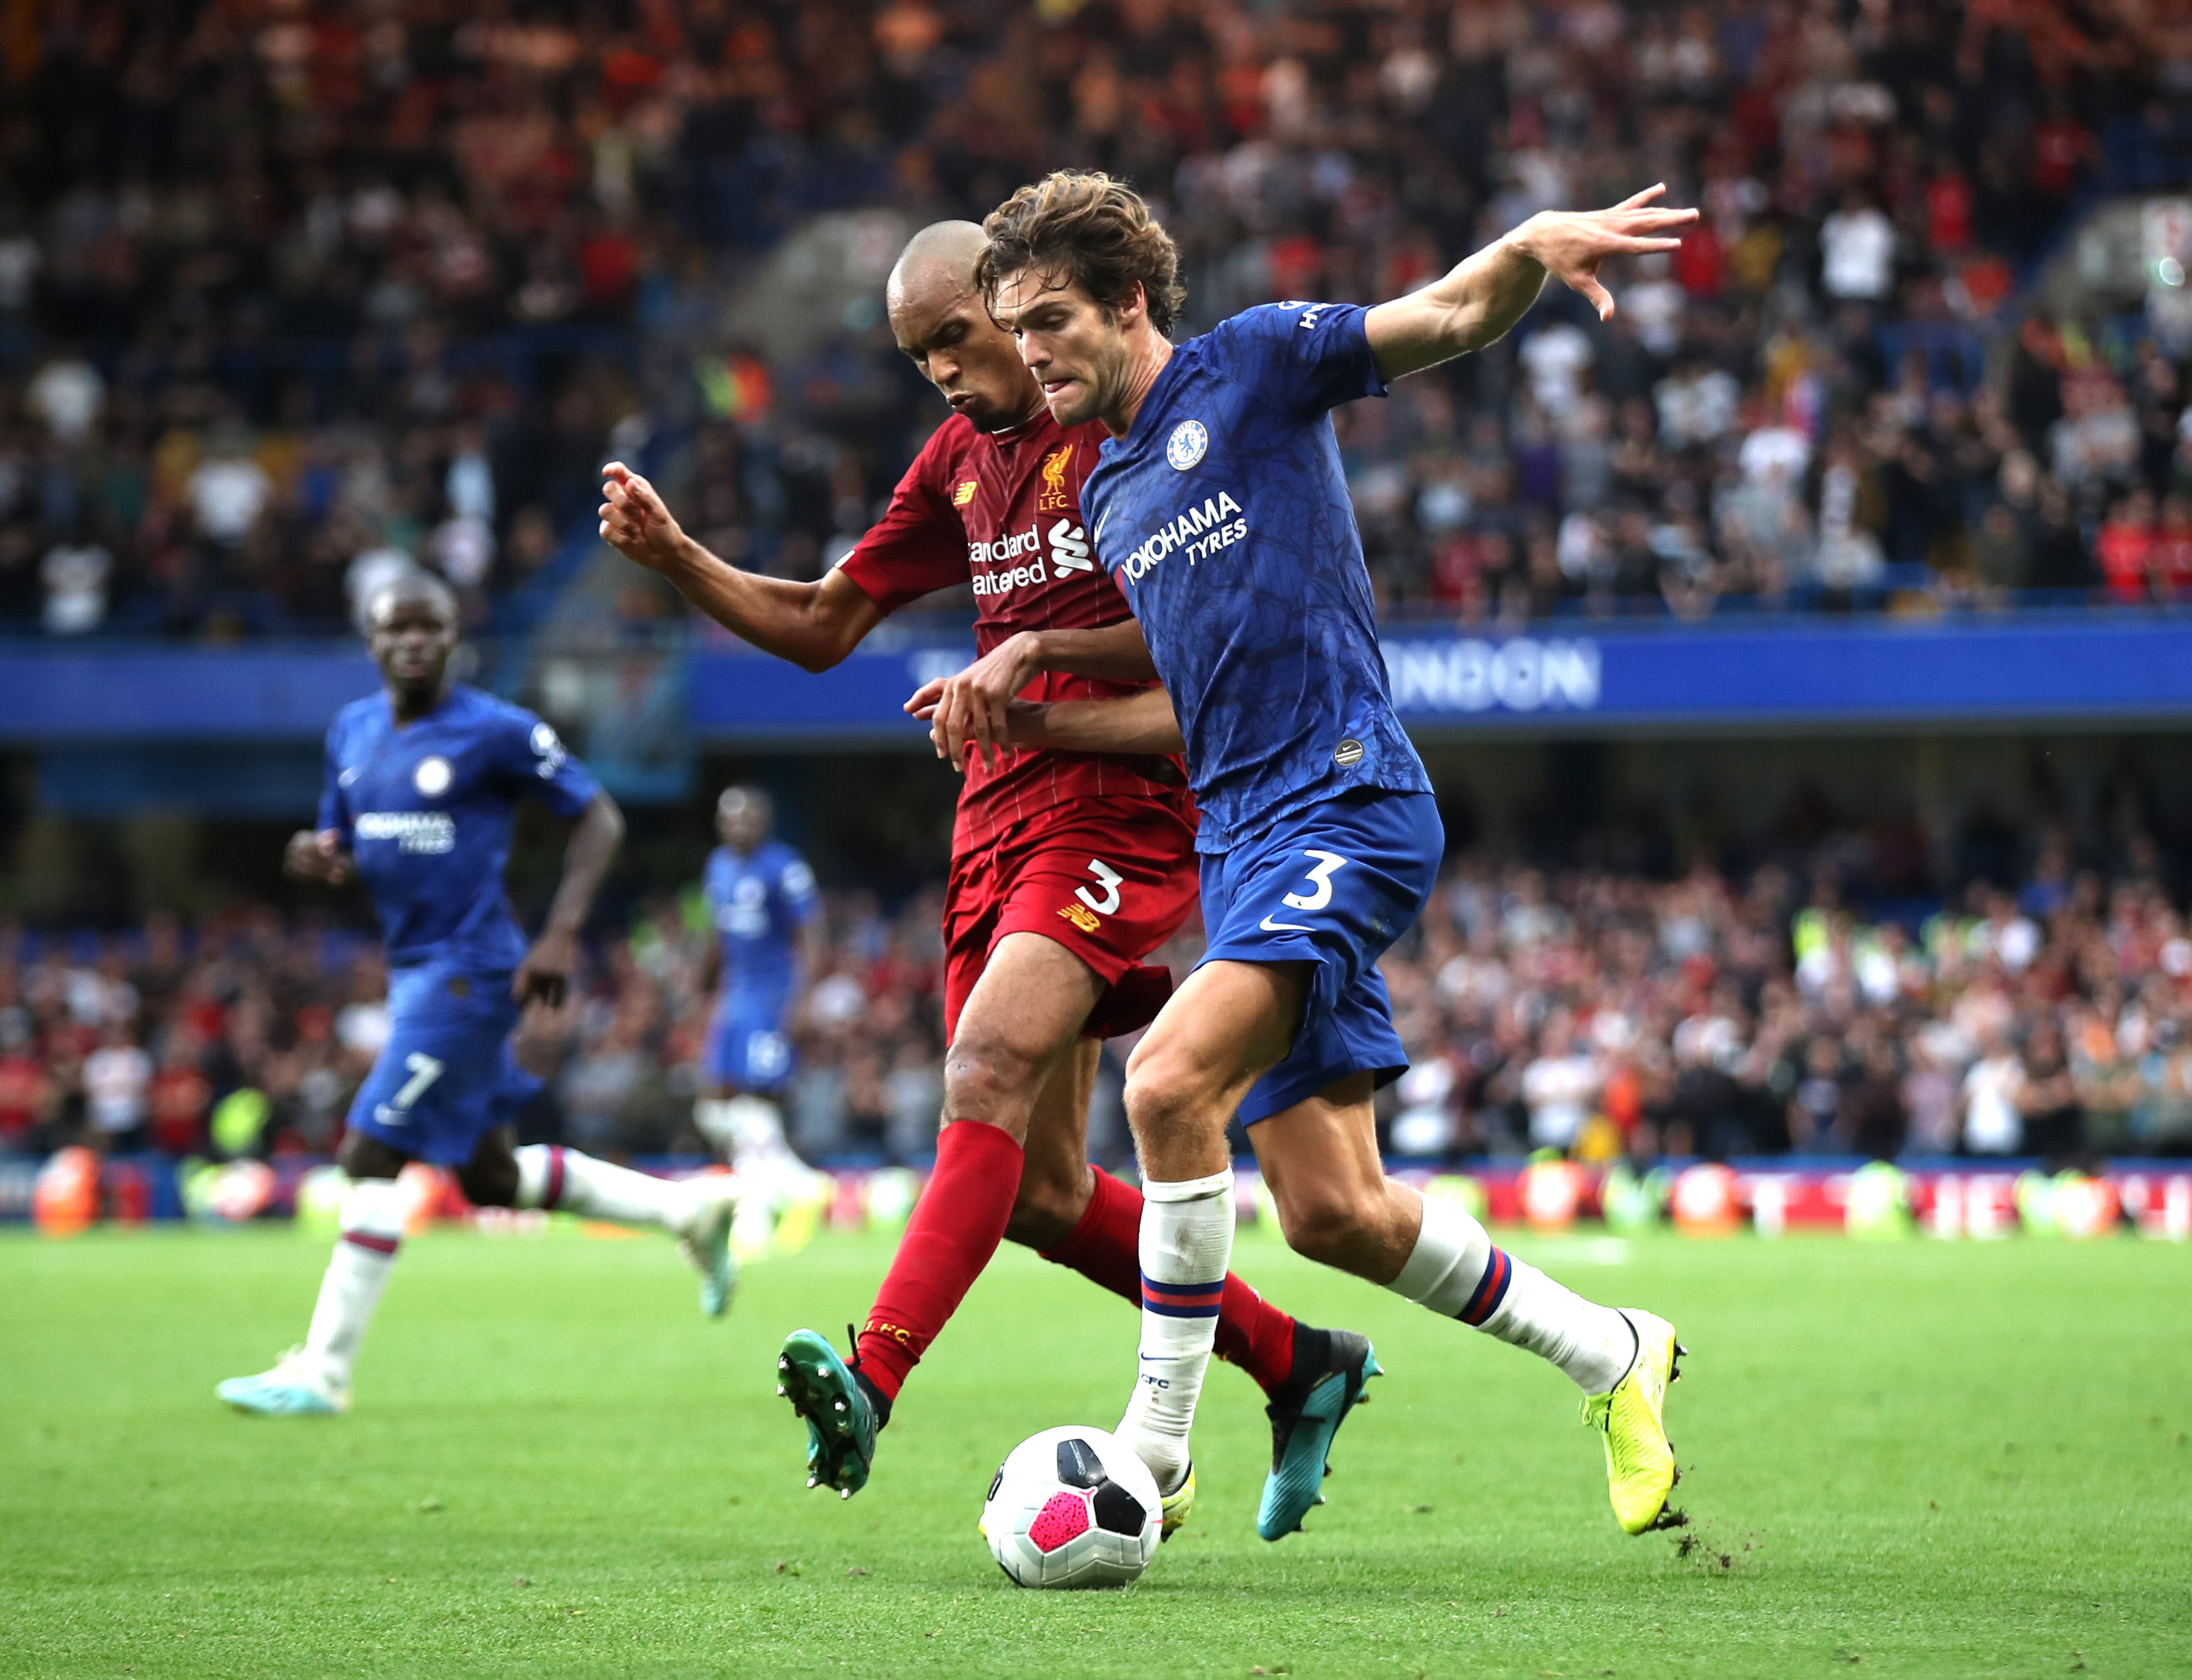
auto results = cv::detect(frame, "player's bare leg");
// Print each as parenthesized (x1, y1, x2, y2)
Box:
(1002, 1037, 1101, 1250)
(781, 931, 1098, 1494)
(1114, 960, 1310, 1496)
(1120, 961, 1682, 1534)
(1252, 1090, 1681, 1531)
(778, 934, 1316, 1507)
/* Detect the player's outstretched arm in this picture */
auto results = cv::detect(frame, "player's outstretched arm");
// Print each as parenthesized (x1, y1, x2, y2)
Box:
(514, 789, 625, 1008)
(1365, 186, 1696, 382)
(903, 620, 1159, 773)
(599, 463, 885, 672)
(910, 683, 1184, 764)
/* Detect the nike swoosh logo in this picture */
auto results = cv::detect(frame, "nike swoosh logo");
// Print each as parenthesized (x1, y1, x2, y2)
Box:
(1094, 506, 1112, 543)
(1260, 914, 1313, 933)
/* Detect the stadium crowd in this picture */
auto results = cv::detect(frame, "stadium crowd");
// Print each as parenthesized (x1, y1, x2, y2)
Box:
(1, 0, 2189, 639)
(6, 831, 2191, 1170)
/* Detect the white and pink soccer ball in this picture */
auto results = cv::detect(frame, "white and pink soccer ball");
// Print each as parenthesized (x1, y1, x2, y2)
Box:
(981, 1426, 1160, 1588)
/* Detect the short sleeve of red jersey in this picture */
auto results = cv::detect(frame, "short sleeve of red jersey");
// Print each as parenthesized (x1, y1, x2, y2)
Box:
(836, 419, 972, 614)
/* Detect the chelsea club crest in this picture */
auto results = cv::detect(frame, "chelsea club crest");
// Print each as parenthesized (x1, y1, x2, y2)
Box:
(1166, 419, 1208, 471)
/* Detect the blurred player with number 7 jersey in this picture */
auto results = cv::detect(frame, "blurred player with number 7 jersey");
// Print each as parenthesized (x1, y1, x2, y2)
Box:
(598, 222, 1372, 1536)
(216, 574, 741, 1422)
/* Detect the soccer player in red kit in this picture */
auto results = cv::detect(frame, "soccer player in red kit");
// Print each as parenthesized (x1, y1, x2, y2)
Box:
(598, 222, 1377, 1537)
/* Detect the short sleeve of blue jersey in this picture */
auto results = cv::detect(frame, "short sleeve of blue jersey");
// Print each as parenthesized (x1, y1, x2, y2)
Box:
(775, 852, 819, 927)
(1204, 301, 1389, 420)
(488, 707, 601, 818)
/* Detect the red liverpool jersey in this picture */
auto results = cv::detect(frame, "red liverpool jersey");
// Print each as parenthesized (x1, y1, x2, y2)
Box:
(838, 407, 1191, 851)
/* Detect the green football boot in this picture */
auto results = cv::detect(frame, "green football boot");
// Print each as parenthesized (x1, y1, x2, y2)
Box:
(777, 1328, 880, 1498)
(1258, 1326, 1382, 1541)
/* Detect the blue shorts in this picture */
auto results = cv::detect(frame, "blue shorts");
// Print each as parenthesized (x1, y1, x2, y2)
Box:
(703, 994, 795, 1093)
(1195, 788, 1443, 1125)
(346, 961, 539, 1167)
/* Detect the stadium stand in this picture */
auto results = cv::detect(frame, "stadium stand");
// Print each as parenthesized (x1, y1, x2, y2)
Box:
(7, 3, 2192, 1201)
(9, 826, 2192, 1172)
(0, 0, 2188, 639)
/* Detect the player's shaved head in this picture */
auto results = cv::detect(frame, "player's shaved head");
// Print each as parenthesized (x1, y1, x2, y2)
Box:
(887, 220, 987, 311)
(717, 783, 773, 851)
(364, 570, 459, 718)
(366, 569, 458, 630)
(887, 221, 1042, 432)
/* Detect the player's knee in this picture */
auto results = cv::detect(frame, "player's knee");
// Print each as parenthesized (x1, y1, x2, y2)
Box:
(455, 1158, 518, 1209)
(942, 1032, 1043, 1128)
(1270, 1177, 1376, 1268)
(336, 1131, 406, 1182)
(1121, 1050, 1213, 1148)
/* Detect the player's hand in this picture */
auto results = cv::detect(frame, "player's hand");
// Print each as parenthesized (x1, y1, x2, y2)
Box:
(510, 993, 579, 1078)
(902, 679, 976, 773)
(284, 829, 352, 885)
(903, 631, 1043, 773)
(1511, 186, 1697, 320)
(513, 927, 580, 1008)
(903, 678, 968, 772)
(598, 462, 687, 572)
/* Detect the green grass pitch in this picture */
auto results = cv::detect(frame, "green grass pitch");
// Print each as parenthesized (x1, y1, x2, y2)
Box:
(4, 1222, 2189, 1679)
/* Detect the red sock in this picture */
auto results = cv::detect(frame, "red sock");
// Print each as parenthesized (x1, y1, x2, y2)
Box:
(857, 1118, 1024, 1401)
(1042, 1165, 1298, 1396)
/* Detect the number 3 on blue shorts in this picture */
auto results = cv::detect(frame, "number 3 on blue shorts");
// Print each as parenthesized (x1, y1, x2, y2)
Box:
(1261, 850, 1349, 933)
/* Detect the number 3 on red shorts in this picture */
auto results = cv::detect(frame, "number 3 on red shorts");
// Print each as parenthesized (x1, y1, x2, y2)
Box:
(1076, 859, 1124, 917)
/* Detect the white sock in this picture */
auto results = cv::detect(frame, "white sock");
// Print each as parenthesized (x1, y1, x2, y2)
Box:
(515, 1144, 689, 1233)
(723, 1095, 791, 1169)
(694, 1099, 737, 1155)
(302, 1176, 409, 1389)
(1116, 1169, 1234, 1496)
(1388, 1192, 1636, 1394)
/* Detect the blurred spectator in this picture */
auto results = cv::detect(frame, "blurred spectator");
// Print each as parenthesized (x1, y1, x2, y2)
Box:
(26, 354, 101, 445)
(0, 0, 2180, 642)
(41, 540, 110, 634)
(82, 1022, 151, 1152)
(1820, 196, 1896, 304)
(13, 813, 2192, 1169)
(1962, 1031, 2025, 1155)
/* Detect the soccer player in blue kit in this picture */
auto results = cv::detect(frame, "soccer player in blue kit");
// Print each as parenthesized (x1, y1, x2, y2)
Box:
(691, 783, 825, 1253)
(219, 574, 740, 1417)
(973, 173, 1697, 1535)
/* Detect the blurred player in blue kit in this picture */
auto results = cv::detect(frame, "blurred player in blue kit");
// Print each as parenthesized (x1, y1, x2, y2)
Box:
(218, 573, 740, 1418)
(692, 783, 827, 1254)
(974, 173, 1696, 1535)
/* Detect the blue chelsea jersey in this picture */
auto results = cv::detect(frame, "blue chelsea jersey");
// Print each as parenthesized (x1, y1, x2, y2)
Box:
(1082, 302, 1431, 853)
(704, 840, 818, 999)
(318, 685, 601, 969)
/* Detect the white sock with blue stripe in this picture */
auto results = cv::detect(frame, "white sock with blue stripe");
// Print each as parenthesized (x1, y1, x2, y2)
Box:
(1390, 1193, 1634, 1392)
(1116, 1169, 1235, 1496)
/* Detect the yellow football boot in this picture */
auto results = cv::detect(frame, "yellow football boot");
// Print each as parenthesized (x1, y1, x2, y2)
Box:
(1583, 1309, 1685, 1535)
(1159, 1463, 1196, 1541)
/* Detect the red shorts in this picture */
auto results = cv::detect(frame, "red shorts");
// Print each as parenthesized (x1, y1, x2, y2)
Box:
(942, 802, 1201, 1043)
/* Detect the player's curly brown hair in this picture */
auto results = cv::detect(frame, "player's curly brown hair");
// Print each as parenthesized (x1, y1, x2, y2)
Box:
(976, 171, 1186, 337)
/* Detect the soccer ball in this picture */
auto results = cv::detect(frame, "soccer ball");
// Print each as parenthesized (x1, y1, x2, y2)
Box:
(980, 1426, 1161, 1589)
